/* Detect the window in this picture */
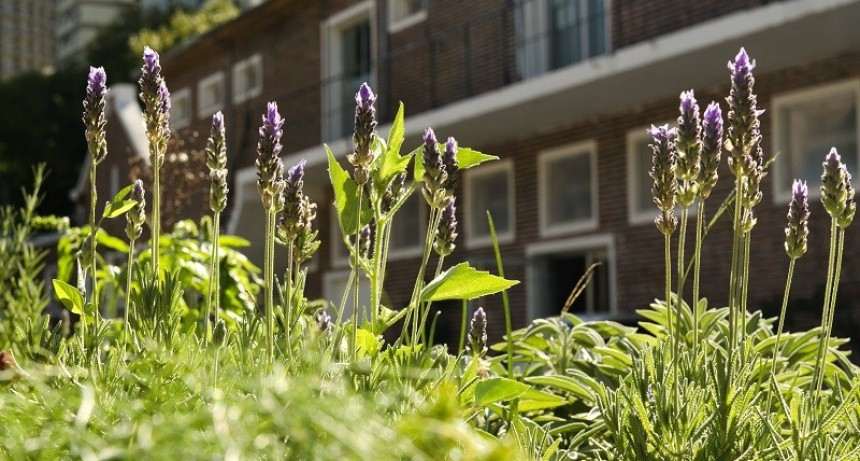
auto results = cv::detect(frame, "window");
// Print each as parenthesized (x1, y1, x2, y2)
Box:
(772, 80, 860, 202)
(527, 234, 615, 319)
(627, 126, 659, 224)
(233, 54, 262, 103)
(388, 0, 427, 33)
(171, 87, 192, 129)
(515, 0, 610, 79)
(388, 191, 426, 259)
(330, 206, 351, 267)
(197, 71, 225, 118)
(464, 160, 514, 248)
(323, 270, 372, 323)
(323, 2, 374, 140)
(538, 141, 597, 235)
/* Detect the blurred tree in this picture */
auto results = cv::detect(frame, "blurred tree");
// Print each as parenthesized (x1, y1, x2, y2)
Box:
(130, 0, 239, 55)
(86, 5, 173, 83)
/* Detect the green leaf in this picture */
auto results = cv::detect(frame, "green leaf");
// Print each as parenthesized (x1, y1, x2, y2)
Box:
(355, 328, 380, 358)
(518, 388, 567, 411)
(218, 235, 251, 248)
(474, 377, 530, 406)
(525, 375, 596, 402)
(377, 102, 411, 185)
(327, 145, 371, 235)
(101, 182, 137, 218)
(53, 279, 84, 315)
(413, 143, 498, 181)
(420, 262, 519, 302)
(96, 229, 130, 253)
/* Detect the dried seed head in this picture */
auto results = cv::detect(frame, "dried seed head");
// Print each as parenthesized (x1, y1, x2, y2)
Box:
(785, 179, 809, 259)
(433, 197, 458, 257)
(699, 102, 723, 199)
(83, 66, 108, 165)
(649, 124, 678, 235)
(256, 102, 286, 212)
(467, 307, 488, 356)
(206, 111, 228, 214)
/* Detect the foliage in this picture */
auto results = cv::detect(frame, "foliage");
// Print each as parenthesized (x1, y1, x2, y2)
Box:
(129, 0, 239, 56)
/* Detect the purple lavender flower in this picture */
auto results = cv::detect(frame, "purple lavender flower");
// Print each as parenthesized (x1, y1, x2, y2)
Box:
(649, 124, 677, 235)
(158, 80, 171, 116)
(256, 102, 286, 212)
(699, 101, 723, 199)
(676, 90, 702, 207)
(467, 307, 488, 356)
(381, 171, 407, 214)
(142, 46, 161, 78)
(206, 111, 228, 214)
(821, 147, 856, 228)
(422, 127, 448, 206)
(138, 46, 171, 159)
(347, 82, 378, 185)
(443, 136, 459, 192)
(433, 197, 458, 257)
(316, 310, 332, 334)
(279, 159, 308, 241)
(83, 66, 108, 164)
(785, 179, 809, 259)
(725, 48, 762, 178)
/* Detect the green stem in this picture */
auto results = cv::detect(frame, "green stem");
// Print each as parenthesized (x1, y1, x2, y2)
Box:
(727, 177, 745, 378)
(676, 206, 689, 350)
(692, 201, 705, 351)
(351, 191, 363, 362)
(416, 254, 445, 345)
(813, 220, 838, 395)
(664, 231, 678, 415)
(403, 205, 440, 347)
(151, 154, 161, 275)
(264, 210, 275, 368)
(458, 300, 468, 354)
(369, 214, 385, 329)
(740, 232, 752, 342)
(213, 212, 221, 332)
(285, 241, 294, 365)
(123, 239, 136, 346)
(89, 166, 100, 325)
(488, 211, 514, 380)
(204, 216, 218, 343)
(765, 257, 795, 411)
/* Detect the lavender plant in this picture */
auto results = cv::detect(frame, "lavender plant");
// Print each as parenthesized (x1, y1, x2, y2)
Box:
(123, 179, 146, 345)
(204, 111, 228, 342)
(82, 66, 108, 324)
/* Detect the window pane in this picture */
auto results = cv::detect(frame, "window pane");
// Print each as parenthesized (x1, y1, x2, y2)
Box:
(587, 0, 606, 57)
(781, 93, 857, 186)
(470, 169, 510, 237)
(390, 193, 422, 250)
(549, 0, 580, 69)
(546, 151, 592, 225)
(635, 138, 653, 214)
(339, 20, 371, 137)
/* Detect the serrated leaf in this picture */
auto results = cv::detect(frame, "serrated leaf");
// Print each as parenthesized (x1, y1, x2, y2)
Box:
(355, 328, 380, 358)
(377, 103, 410, 184)
(420, 262, 518, 302)
(53, 279, 84, 315)
(474, 377, 530, 406)
(414, 143, 498, 181)
(327, 145, 371, 235)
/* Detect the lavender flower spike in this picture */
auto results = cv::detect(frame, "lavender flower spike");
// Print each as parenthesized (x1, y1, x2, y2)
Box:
(675, 90, 702, 207)
(821, 148, 856, 228)
(422, 127, 448, 206)
(468, 307, 488, 356)
(206, 111, 228, 214)
(347, 82, 378, 185)
(139, 46, 171, 163)
(256, 102, 286, 212)
(443, 136, 459, 192)
(280, 159, 308, 241)
(698, 101, 723, 199)
(785, 179, 809, 260)
(83, 66, 108, 164)
(649, 124, 678, 235)
(433, 197, 458, 257)
(725, 47, 762, 178)
(126, 179, 146, 241)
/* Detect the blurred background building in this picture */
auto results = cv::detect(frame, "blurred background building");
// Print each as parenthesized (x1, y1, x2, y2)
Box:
(0, 0, 55, 79)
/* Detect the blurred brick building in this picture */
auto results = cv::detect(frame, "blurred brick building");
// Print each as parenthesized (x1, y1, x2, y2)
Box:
(94, 0, 860, 346)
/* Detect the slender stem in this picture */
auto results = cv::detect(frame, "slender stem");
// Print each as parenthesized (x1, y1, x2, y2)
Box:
(488, 211, 514, 380)
(676, 206, 689, 350)
(416, 254, 445, 345)
(264, 210, 275, 367)
(151, 156, 161, 275)
(740, 232, 752, 341)
(727, 177, 745, 378)
(89, 166, 100, 325)
(765, 258, 795, 411)
(813, 221, 838, 395)
(458, 300, 468, 354)
(123, 239, 136, 346)
(664, 232, 678, 414)
(351, 191, 363, 362)
(692, 200, 706, 351)
(369, 214, 385, 329)
(213, 213, 221, 331)
(403, 205, 440, 346)
(204, 216, 217, 343)
(285, 241, 294, 365)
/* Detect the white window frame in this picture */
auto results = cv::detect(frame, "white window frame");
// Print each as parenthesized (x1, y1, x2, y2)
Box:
(515, 0, 612, 79)
(321, 1, 376, 141)
(388, 0, 427, 34)
(538, 140, 598, 236)
(771, 79, 860, 203)
(232, 53, 262, 104)
(197, 71, 225, 119)
(171, 87, 192, 129)
(464, 159, 515, 249)
(387, 192, 427, 261)
(525, 233, 617, 320)
(626, 126, 655, 224)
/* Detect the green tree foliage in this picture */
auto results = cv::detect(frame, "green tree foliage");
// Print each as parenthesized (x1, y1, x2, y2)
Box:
(86, 5, 173, 83)
(130, 0, 239, 55)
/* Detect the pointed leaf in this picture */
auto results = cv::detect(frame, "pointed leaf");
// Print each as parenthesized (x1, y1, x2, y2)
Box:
(414, 144, 498, 181)
(96, 229, 130, 253)
(355, 328, 380, 358)
(218, 235, 251, 248)
(53, 279, 84, 315)
(474, 377, 530, 406)
(377, 103, 410, 184)
(101, 182, 137, 218)
(420, 262, 519, 302)
(327, 145, 371, 235)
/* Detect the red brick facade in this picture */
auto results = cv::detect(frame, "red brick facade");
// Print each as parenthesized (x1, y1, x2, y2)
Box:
(102, 0, 860, 346)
